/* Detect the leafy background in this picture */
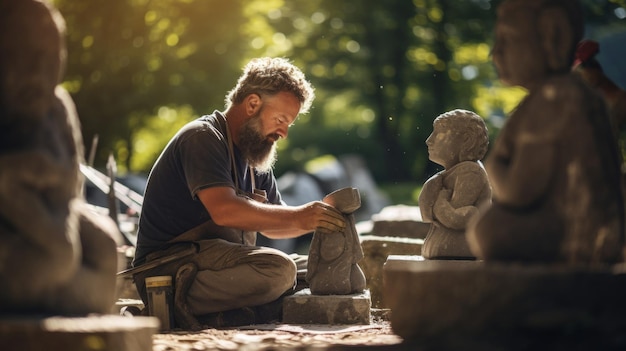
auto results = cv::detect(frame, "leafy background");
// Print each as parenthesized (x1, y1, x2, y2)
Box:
(53, 0, 626, 204)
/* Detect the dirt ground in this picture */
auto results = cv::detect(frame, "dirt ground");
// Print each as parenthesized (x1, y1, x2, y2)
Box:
(117, 258, 408, 350)
(151, 311, 405, 351)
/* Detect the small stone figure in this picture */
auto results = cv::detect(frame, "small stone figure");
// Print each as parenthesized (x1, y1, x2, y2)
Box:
(0, 0, 122, 315)
(306, 187, 366, 295)
(418, 109, 491, 259)
(466, 0, 624, 264)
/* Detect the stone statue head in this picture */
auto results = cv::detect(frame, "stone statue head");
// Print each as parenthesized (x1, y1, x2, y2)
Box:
(426, 109, 489, 169)
(0, 0, 66, 120)
(492, 0, 584, 88)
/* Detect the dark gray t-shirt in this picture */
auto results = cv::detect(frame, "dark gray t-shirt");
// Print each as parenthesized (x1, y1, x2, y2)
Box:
(133, 111, 282, 265)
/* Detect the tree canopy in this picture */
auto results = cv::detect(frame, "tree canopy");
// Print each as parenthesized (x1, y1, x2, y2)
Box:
(53, 0, 626, 184)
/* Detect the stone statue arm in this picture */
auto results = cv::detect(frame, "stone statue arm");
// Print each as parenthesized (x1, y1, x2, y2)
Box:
(432, 170, 485, 230)
(51, 201, 120, 314)
(0, 151, 82, 301)
(0, 151, 78, 254)
(0, 152, 121, 314)
(486, 134, 554, 207)
(418, 172, 443, 223)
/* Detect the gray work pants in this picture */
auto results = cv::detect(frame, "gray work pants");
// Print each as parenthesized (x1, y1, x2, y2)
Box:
(185, 239, 296, 314)
(134, 238, 297, 315)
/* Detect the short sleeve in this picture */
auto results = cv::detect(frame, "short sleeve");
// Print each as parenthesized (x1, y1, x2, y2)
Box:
(176, 121, 235, 199)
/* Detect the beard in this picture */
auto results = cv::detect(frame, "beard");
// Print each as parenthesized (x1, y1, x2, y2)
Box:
(237, 113, 278, 174)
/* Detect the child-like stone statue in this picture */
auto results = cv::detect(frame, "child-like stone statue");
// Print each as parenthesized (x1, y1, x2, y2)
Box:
(466, 0, 624, 264)
(419, 109, 491, 259)
(306, 187, 366, 295)
(0, 0, 122, 315)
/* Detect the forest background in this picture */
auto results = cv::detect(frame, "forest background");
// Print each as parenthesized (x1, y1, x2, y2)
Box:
(53, 0, 626, 205)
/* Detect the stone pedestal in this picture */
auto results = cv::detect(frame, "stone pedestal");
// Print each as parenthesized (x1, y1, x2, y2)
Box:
(359, 236, 423, 308)
(0, 315, 159, 351)
(368, 205, 430, 239)
(282, 289, 371, 325)
(383, 255, 626, 350)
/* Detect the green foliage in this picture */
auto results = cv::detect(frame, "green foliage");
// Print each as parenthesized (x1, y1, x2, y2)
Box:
(378, 182, 423, 206)
(247, 0, 504, 182)
(129, 105, 197, 172)
(54, 0, 246, 171)
(53, 0, 626, 185)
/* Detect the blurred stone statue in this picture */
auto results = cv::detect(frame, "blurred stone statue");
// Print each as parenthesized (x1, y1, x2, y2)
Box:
(0, 0, 122, 315)
(306, 187, 366, 295)
(419, 109, 491, 259)
(466, 0, 624, 264)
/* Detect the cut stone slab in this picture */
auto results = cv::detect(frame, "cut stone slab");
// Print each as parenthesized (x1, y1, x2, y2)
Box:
(359, 236, 423, 308)
(368, 205, 430, 239)
(383, 255, 626, 350)
(0, 315, 159, 351)
(282, 288, 371, 325)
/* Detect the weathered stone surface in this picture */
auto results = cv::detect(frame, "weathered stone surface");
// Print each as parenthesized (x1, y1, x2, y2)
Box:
(467, 0, 624, 265)
(359, 236, 423, 308)
(0, 315, 159, 351)
(418, 110, 490, 260)
(307, 187, 366, 295)
(369, 205, 430, 239)
(282, 289, 371, 325)
(384, 255, 626, 350)
(0, 0, 122, 317)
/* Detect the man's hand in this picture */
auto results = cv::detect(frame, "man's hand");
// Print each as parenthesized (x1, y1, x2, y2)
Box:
(297, 201, 346, 234)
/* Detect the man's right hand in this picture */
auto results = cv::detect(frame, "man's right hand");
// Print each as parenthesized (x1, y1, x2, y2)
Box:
(297, 201, 346, 234)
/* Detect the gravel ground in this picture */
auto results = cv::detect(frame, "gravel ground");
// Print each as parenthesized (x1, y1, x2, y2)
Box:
(151, 312, 405, 351)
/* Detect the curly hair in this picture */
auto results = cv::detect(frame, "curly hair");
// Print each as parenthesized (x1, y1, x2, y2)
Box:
(225, 57, 315, 114)
(434, 109, 489, 162)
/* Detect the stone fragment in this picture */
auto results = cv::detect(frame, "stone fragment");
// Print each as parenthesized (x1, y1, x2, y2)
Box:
(282, 289, 371, 325)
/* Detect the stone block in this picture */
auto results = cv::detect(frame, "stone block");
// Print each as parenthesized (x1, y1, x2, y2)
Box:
(0, 315, 159, 351)
(383, 255, 626, 350)
(369, 205, 430, 239)
(282, 289, 371, 325)
(360, 236, 423, 308)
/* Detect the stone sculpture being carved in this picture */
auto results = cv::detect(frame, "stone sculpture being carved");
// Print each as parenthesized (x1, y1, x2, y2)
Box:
(466, 0, 624, 264)
(306, 187, 366, 295)
(419, 109, 491, 259)
(0, 0, 122, 315)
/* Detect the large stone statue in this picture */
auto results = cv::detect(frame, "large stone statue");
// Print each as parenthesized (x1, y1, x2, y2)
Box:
(466, 0, 624, 264)
(306, 187, 366, 295)
(419, 109, 491, 259)
(0, 0, 122, 315)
